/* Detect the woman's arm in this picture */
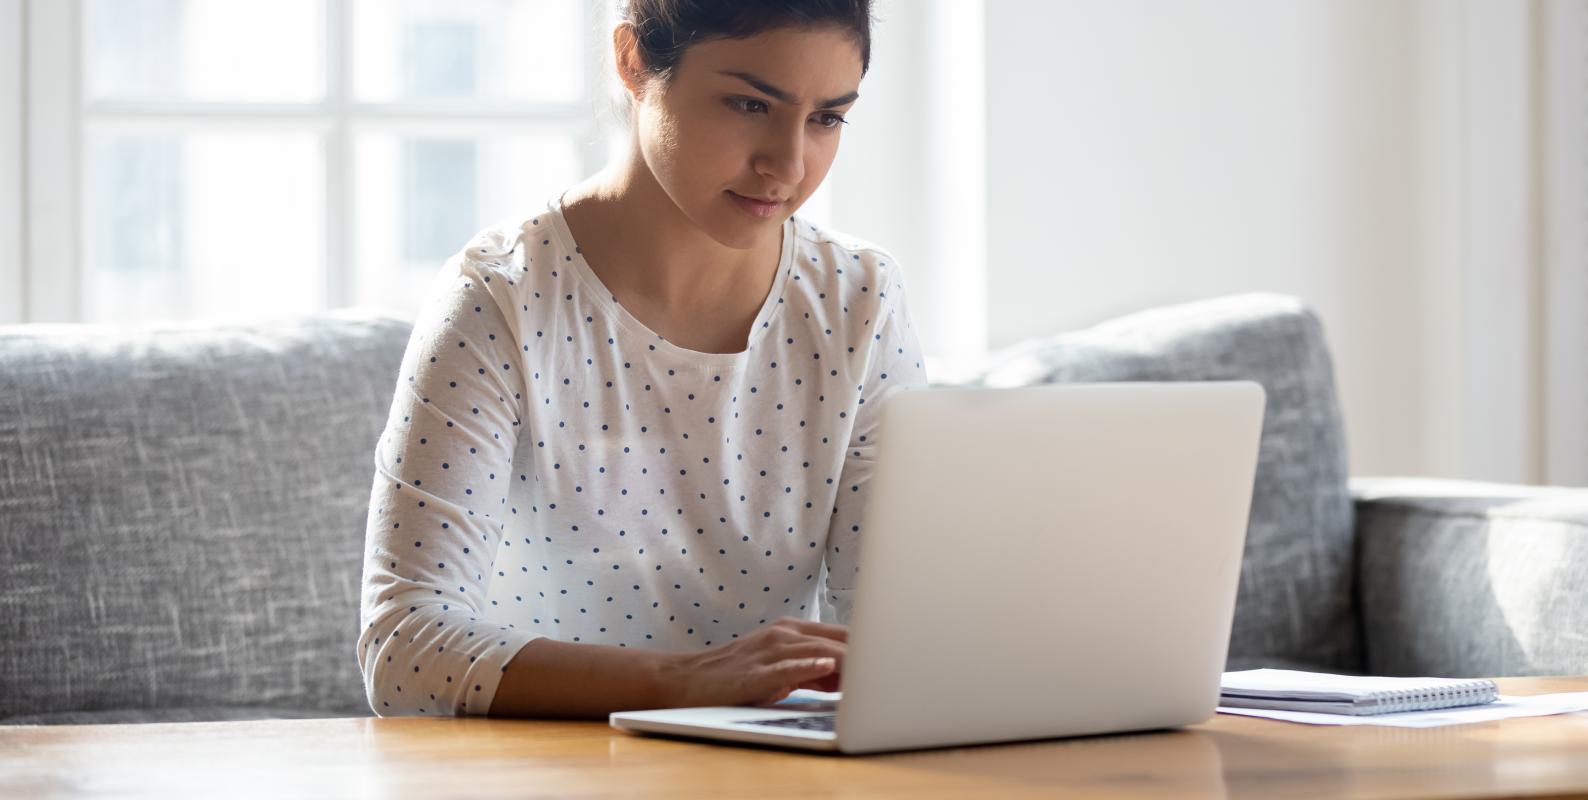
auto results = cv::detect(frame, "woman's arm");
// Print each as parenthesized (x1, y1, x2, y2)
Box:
(490, 637, 672, 718)
(821, 264, 930, 624)
(490, 617, 849, 719)
(357, 238, 538, 717)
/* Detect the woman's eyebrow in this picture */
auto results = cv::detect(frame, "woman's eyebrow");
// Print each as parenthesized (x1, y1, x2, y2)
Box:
(718, 70, 859, 108)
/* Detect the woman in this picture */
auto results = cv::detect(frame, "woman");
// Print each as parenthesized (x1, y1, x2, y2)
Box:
(357, 0, 928, 719)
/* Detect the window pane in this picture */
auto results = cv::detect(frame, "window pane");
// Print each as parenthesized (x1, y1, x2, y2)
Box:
(404, 140, 480, 263)
(352, 0, 585, 104)
(84, 131, 325, 324)
(352, 130, 583, 316)
(84, 0, 325, 103)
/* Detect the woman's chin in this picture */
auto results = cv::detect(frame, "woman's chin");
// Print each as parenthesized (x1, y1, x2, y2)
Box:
(705, 209, 780, 249)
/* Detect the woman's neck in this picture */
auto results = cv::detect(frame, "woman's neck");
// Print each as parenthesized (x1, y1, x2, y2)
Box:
(559, 156, 783, 318)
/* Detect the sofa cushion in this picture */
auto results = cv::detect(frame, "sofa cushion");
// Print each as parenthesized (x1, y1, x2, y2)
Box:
(0, 310, 409, 721)
(961, 293, 1359, 672)
(0, 706, 366, 726)
(1354, 477, 1588, 677)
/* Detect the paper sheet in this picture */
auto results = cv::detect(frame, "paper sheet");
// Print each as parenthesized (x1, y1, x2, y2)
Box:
(1216, 691, 1588, 727)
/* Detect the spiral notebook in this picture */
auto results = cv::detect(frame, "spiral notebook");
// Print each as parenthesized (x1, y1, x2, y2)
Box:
(1220, 669, 1500, 716)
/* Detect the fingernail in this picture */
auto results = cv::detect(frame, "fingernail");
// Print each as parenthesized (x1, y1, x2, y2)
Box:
(814, 657, 835, 669)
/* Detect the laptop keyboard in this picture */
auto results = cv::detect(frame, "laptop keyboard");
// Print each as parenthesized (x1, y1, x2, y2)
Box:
(739, 714, 836, 732)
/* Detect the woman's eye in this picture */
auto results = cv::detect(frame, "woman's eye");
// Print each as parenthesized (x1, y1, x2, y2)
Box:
(727, 98, 847, 130)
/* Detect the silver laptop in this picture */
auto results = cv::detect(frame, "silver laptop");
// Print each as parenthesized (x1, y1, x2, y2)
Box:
(610, 381, 1266, 754)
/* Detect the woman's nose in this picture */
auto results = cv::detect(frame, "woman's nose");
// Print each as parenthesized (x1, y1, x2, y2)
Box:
(754, 124, 806, 187)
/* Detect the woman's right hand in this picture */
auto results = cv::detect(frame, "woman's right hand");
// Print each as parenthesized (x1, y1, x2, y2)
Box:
(659, 616, 847, 708)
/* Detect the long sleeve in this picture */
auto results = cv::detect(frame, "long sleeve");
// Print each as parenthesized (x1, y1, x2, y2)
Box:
(819, 265, 930, 625)
(356, 232, 542, 716)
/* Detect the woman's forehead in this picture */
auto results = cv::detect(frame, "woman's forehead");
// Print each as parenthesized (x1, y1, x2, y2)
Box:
(676, 28, 864, 95)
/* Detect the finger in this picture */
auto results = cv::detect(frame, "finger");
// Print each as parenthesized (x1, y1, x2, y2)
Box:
(780, 618, 849, 643)
(765, 656, 839, 690)
(795, 672, 842, 693)
(754, 685, 797, 706)
(768, 640, 845, 667)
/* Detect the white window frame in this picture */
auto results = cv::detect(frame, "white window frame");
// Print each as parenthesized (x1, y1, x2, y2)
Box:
(0, 0, 21, 323)
(14, 0, 615, 324)
(23, 0, 78, 323)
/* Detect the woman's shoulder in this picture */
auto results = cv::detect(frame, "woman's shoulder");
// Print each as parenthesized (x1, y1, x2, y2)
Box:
(439, 207, 575, 295)
(793, 215, 900, 265)
(790, 214, 910, 307)
(454, 212, 556, 266)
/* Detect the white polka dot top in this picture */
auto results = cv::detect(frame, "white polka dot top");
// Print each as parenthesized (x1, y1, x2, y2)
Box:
(356, 192, 929, 717)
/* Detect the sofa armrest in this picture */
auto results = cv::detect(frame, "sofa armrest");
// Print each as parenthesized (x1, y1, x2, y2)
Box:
(1352, 477, 1588, 678)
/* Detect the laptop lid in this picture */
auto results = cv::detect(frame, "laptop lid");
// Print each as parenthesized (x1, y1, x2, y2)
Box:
(833, 381, 1265, 753)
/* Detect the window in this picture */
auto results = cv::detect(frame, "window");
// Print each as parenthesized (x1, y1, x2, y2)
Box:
(10, 0, 844, 327)
(35, 0, 615, 324)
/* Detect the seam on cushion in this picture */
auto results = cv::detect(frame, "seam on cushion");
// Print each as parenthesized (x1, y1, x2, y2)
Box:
(1355, 500, 1588, 534)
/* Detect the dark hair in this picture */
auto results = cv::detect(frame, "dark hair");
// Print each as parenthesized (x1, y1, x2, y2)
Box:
(620, 0, 874, 85)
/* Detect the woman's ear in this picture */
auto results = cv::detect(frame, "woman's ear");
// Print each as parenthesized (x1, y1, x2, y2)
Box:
(612, 22, 649, 103)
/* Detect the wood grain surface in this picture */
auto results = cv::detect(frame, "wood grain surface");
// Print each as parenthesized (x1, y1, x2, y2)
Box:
(4, 677, 1588, 799)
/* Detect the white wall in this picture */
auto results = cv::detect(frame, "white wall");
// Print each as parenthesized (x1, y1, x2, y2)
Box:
(1543, 0, 1588, 487)
(984, 0, 1444, 479)
(828, 0, 990, 374)
(828, 0, 1573, 483)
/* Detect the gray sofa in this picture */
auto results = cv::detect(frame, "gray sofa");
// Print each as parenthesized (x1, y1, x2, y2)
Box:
(2, 293, 1584, 724)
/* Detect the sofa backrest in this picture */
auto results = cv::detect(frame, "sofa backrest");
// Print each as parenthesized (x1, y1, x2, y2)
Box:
(0, 292, 1360, 720)
(964, 293, 1361, 674)
(0, 310, 412, 719)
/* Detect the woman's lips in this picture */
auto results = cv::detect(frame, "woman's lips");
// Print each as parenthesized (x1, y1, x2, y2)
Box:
(728, 191, 783, 219)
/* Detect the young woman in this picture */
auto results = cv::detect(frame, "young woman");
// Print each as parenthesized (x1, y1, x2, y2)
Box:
(357, 0, 927, 719)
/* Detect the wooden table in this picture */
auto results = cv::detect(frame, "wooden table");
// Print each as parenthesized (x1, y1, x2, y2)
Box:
(5, 677, 1588, 799)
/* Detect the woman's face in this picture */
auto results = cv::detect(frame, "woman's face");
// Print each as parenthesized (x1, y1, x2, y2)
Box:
(625, 25, 864, 250)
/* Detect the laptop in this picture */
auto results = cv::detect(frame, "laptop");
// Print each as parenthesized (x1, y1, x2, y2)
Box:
(610, 381, 1266, 754)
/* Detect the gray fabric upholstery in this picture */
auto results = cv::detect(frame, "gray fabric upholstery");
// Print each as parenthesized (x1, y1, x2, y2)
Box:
(0, 706, 366, 726)
(958, 293, 1359, 673)
(6, 292, 1578, 725)
(1354, 477, 1588, 677)
(0, 309, 411, 721)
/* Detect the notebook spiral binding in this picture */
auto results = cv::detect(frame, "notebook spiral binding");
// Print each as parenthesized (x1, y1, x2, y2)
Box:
(1357, 681, 1497, 714)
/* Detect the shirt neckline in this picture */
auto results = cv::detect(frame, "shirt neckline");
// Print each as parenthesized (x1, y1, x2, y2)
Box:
(544, 191, 796, 366)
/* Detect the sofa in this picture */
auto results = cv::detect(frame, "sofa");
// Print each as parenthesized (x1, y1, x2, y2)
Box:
(2, 293, 1584, 724)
